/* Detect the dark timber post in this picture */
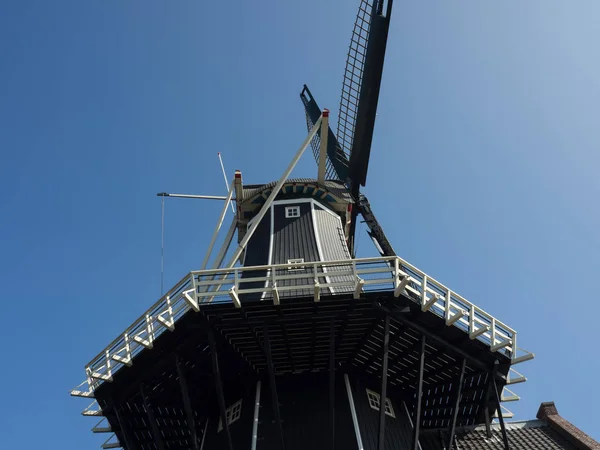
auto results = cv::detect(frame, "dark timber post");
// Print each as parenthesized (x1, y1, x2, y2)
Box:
(329, 319, 336, 450)
(140, 384, 166, 450)
(446, 358, 466, 450)
(492, 361, 511, 450)
(175, 355, 200, 450)
(208, 330, 233, 450)
(114, 405, 136, 450)
(483, 374, 494, 438)
(377, 314, 390, 450)
(412, 334, 426, 450)
(264, 324, 286, 450)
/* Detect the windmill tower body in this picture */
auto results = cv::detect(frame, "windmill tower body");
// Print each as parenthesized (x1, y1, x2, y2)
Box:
(71, 1, 535, 449)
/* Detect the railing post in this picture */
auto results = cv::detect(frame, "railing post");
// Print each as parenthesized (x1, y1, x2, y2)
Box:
(234, 268, 239, 292)
(469, 307, 475, 335)
(491, 318, 496, 348)
(105, 350, 111, 379)
(445, 290, 452, 323)
(511, 332, 518, 361)
(146, 314, 153, 346)
(124, 333, 131, 362)
(166, 295, 173, 322)
(421, 275, 428, 307)
(394, 258, 400, 288)
(190, 273, 197, 296)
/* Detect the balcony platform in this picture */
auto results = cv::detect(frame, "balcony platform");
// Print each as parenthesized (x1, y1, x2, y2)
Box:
(72, 256, 532, 447)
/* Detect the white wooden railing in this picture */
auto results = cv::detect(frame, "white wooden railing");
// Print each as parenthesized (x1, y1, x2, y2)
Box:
(70, 256, 532, 398)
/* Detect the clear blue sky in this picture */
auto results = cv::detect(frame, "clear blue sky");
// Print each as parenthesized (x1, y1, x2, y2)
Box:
(1, 0, 598, 447)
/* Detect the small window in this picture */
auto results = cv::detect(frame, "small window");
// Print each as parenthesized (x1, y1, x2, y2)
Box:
(218, 399, 243, 432)
(287, 258, 305, 271)
(366, 389, 395, 418)
(285, 206, 300, 218)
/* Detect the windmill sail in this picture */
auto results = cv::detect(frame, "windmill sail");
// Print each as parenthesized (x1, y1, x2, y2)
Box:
(336, 0, 375, 173)
(345, 0, 393, 193)
(301, 0, 393, 195)
(300, 85, 349, 181)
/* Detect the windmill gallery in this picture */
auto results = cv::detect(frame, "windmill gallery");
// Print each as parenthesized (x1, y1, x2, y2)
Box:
(70, 1, 598, 449)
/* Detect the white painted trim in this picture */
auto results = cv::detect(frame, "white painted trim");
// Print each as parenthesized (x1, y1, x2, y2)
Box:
(344, 374, 364, 450)
(261, 205, 275, 301)
(251, 381, 261, 450)
(311, 201, 334, 293)
(271, 198, 314, 206)
(312, 200, 340, 219)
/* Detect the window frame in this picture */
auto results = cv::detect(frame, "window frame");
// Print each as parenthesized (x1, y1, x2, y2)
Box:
(365, 389, 395, 418)
(285, 205, 301, 219)
(217, 399, 243, 432)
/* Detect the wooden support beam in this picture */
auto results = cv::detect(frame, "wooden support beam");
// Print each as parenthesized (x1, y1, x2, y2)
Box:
(446, 358, 466, 450)
(175, 355, 200, 450)
(361, 323, 404, 372)
(208, 331, 233, 450)
(114, 405, 136, 450)
(140, 384, 166, 450)
(347, 317, 381, 362)
(377, 304, 505, 382)
(492, 361, 511, 450)
(264, 324, 286, 450)
(329, 319, 336, 450)
(377, 315, 390, 450)
(279, 308, 295, 373)
(412, 334, 426, 450)
(483, 373, 494, 438)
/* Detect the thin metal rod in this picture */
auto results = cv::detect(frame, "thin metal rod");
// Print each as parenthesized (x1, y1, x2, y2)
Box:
(140, 384, 166, 450)
(447, 358, 466, 450)
(492, 362, 511, 450)
(156, 193, 230, 200)
(224, 114, 323, 269)
(200, 181, 235, 270)
(412, 334, 426, 450)
(377, 314, 391, 450)
(344, 374, 365, 450)
(175, 355, 200, 450)
(251, 380, 262, 450)
(264, 325, 285, 450)
(161, 195, 165, 295)
(208, 331, 233, 450)
(218, 152, 235, 213)
(329, 319, 336, 450)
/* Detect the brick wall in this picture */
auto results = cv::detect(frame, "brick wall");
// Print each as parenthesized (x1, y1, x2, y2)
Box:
(536, 402, 600, 450)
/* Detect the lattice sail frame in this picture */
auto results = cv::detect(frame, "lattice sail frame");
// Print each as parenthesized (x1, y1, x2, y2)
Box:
(336, 0, 373, 166)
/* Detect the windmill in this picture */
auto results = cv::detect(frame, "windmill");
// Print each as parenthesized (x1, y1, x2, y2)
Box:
(71, 1, 534, 449)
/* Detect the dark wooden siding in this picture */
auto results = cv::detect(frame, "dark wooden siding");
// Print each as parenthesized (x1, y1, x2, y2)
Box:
(348, 374, 414, 450)
(240, 211, 271, 300)
(272, 202, 322, 299)
(203, 379, 258, 449)
(257, 372, 359, 450)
